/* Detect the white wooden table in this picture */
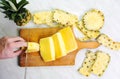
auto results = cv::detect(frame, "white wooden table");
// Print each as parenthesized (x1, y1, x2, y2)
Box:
(0, 0, 120, 79)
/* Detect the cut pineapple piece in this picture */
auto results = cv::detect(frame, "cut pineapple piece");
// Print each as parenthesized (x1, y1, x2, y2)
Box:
(79, 50, 110, 77)
(39, 37, 55, 62)
(83, 9, 104, 31)
(78, 50, 96, 77)
(96, 34, 120, 50)
(52, 32, 66, 59)
(73, 26, 90, 41)
(26, 42, 39, 53)
(77, 21, 100, 39)
(33, 11, 54, 26)
(53, 9, 78, 27)
(78, 37, 90, 41)
(91, 51, 110, 76)
(59, 27, 78, 53)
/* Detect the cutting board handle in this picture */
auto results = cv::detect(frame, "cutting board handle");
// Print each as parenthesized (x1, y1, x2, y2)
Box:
(77, 39, 100, 50)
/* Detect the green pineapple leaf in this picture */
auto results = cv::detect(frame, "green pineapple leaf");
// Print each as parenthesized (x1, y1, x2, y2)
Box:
(0, 6, 8, 10)
(18, 0, 29, 11)
(7, 0, 17, 11)
(7, 8, 17, 12)
(0, 0, 10, 8)
(9, 0, 17, 6)
(0, 0, 31, 26)
(11, 13, 16, 20)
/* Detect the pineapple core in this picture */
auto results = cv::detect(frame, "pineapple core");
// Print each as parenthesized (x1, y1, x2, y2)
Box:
(27, 42, 39, 53)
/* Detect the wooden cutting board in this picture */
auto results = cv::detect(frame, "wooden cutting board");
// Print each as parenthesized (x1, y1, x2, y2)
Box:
(19, 27, 100, 67)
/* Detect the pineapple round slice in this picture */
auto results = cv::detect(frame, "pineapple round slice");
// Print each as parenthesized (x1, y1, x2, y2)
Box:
(83, 9, 104, 31)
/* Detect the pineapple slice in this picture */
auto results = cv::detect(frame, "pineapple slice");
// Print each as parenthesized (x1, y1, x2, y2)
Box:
(52, 32, 66, 59)
(26, 42, 39, 53)
(59, 27, 78, 53)
(39, 37, 55, 62)
(83, 9, 104, 31)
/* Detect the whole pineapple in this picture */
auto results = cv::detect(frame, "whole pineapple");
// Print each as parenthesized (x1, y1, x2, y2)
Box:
(0, 0, 31, 26)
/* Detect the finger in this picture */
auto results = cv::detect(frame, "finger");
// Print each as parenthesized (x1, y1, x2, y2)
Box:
(8, 37, 26, 43)
(12, 50, 24, 57)
(8, 42, 27, 48)
(14, 42, 27, 48)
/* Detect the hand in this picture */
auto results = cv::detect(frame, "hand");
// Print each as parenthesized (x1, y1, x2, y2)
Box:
(0, 36, 27, 59)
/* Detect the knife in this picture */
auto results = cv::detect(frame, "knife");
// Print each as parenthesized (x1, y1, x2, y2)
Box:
(24, 28, 30, 79)
(24, 52, 28, 79)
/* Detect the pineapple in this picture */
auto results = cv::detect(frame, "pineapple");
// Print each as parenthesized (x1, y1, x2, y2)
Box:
(0, 0, 31, 26)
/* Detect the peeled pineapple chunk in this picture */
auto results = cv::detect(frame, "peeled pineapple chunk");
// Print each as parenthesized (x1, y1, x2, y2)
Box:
(52, 32, 66, 59)
(83, 9, 104, 31)
(39, 37, 55, 62)
(59, 27, 78, 53)
(39, 27, 77, 62)
(26, 42, 40, 53)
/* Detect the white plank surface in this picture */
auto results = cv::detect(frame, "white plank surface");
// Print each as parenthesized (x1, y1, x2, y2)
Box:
(0, 0, 120, 79)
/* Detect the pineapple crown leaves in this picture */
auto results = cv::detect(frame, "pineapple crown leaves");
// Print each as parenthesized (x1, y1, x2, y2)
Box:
(0, 0, 29, 11)
(0, 0, 29, 21)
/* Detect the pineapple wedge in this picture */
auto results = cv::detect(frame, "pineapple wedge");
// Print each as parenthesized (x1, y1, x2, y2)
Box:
(39, 37, 55, 62)
(52, 32, 66, 59)
(26, 42, 40, 53)
(59, 27, 78, 53)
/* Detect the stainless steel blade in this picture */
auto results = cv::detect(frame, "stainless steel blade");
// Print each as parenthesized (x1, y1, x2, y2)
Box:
(24, 52, 28, 79)
(24, 28, 30, 79)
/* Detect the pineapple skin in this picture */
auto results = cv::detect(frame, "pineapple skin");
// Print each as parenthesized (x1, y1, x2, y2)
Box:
(16, 10, 32, 26)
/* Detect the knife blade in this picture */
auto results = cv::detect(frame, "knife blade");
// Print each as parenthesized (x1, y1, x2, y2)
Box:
(24, 28, 30, 79)
(24, 52, 28, 79)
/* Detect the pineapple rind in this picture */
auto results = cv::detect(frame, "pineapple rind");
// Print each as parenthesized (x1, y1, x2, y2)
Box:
(91, 51, 110, 76)
(96, 34, 120, 50)
(77, 21, 100, 39)
(53, 9, 78, 27)
(78, 50, 96, 77)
